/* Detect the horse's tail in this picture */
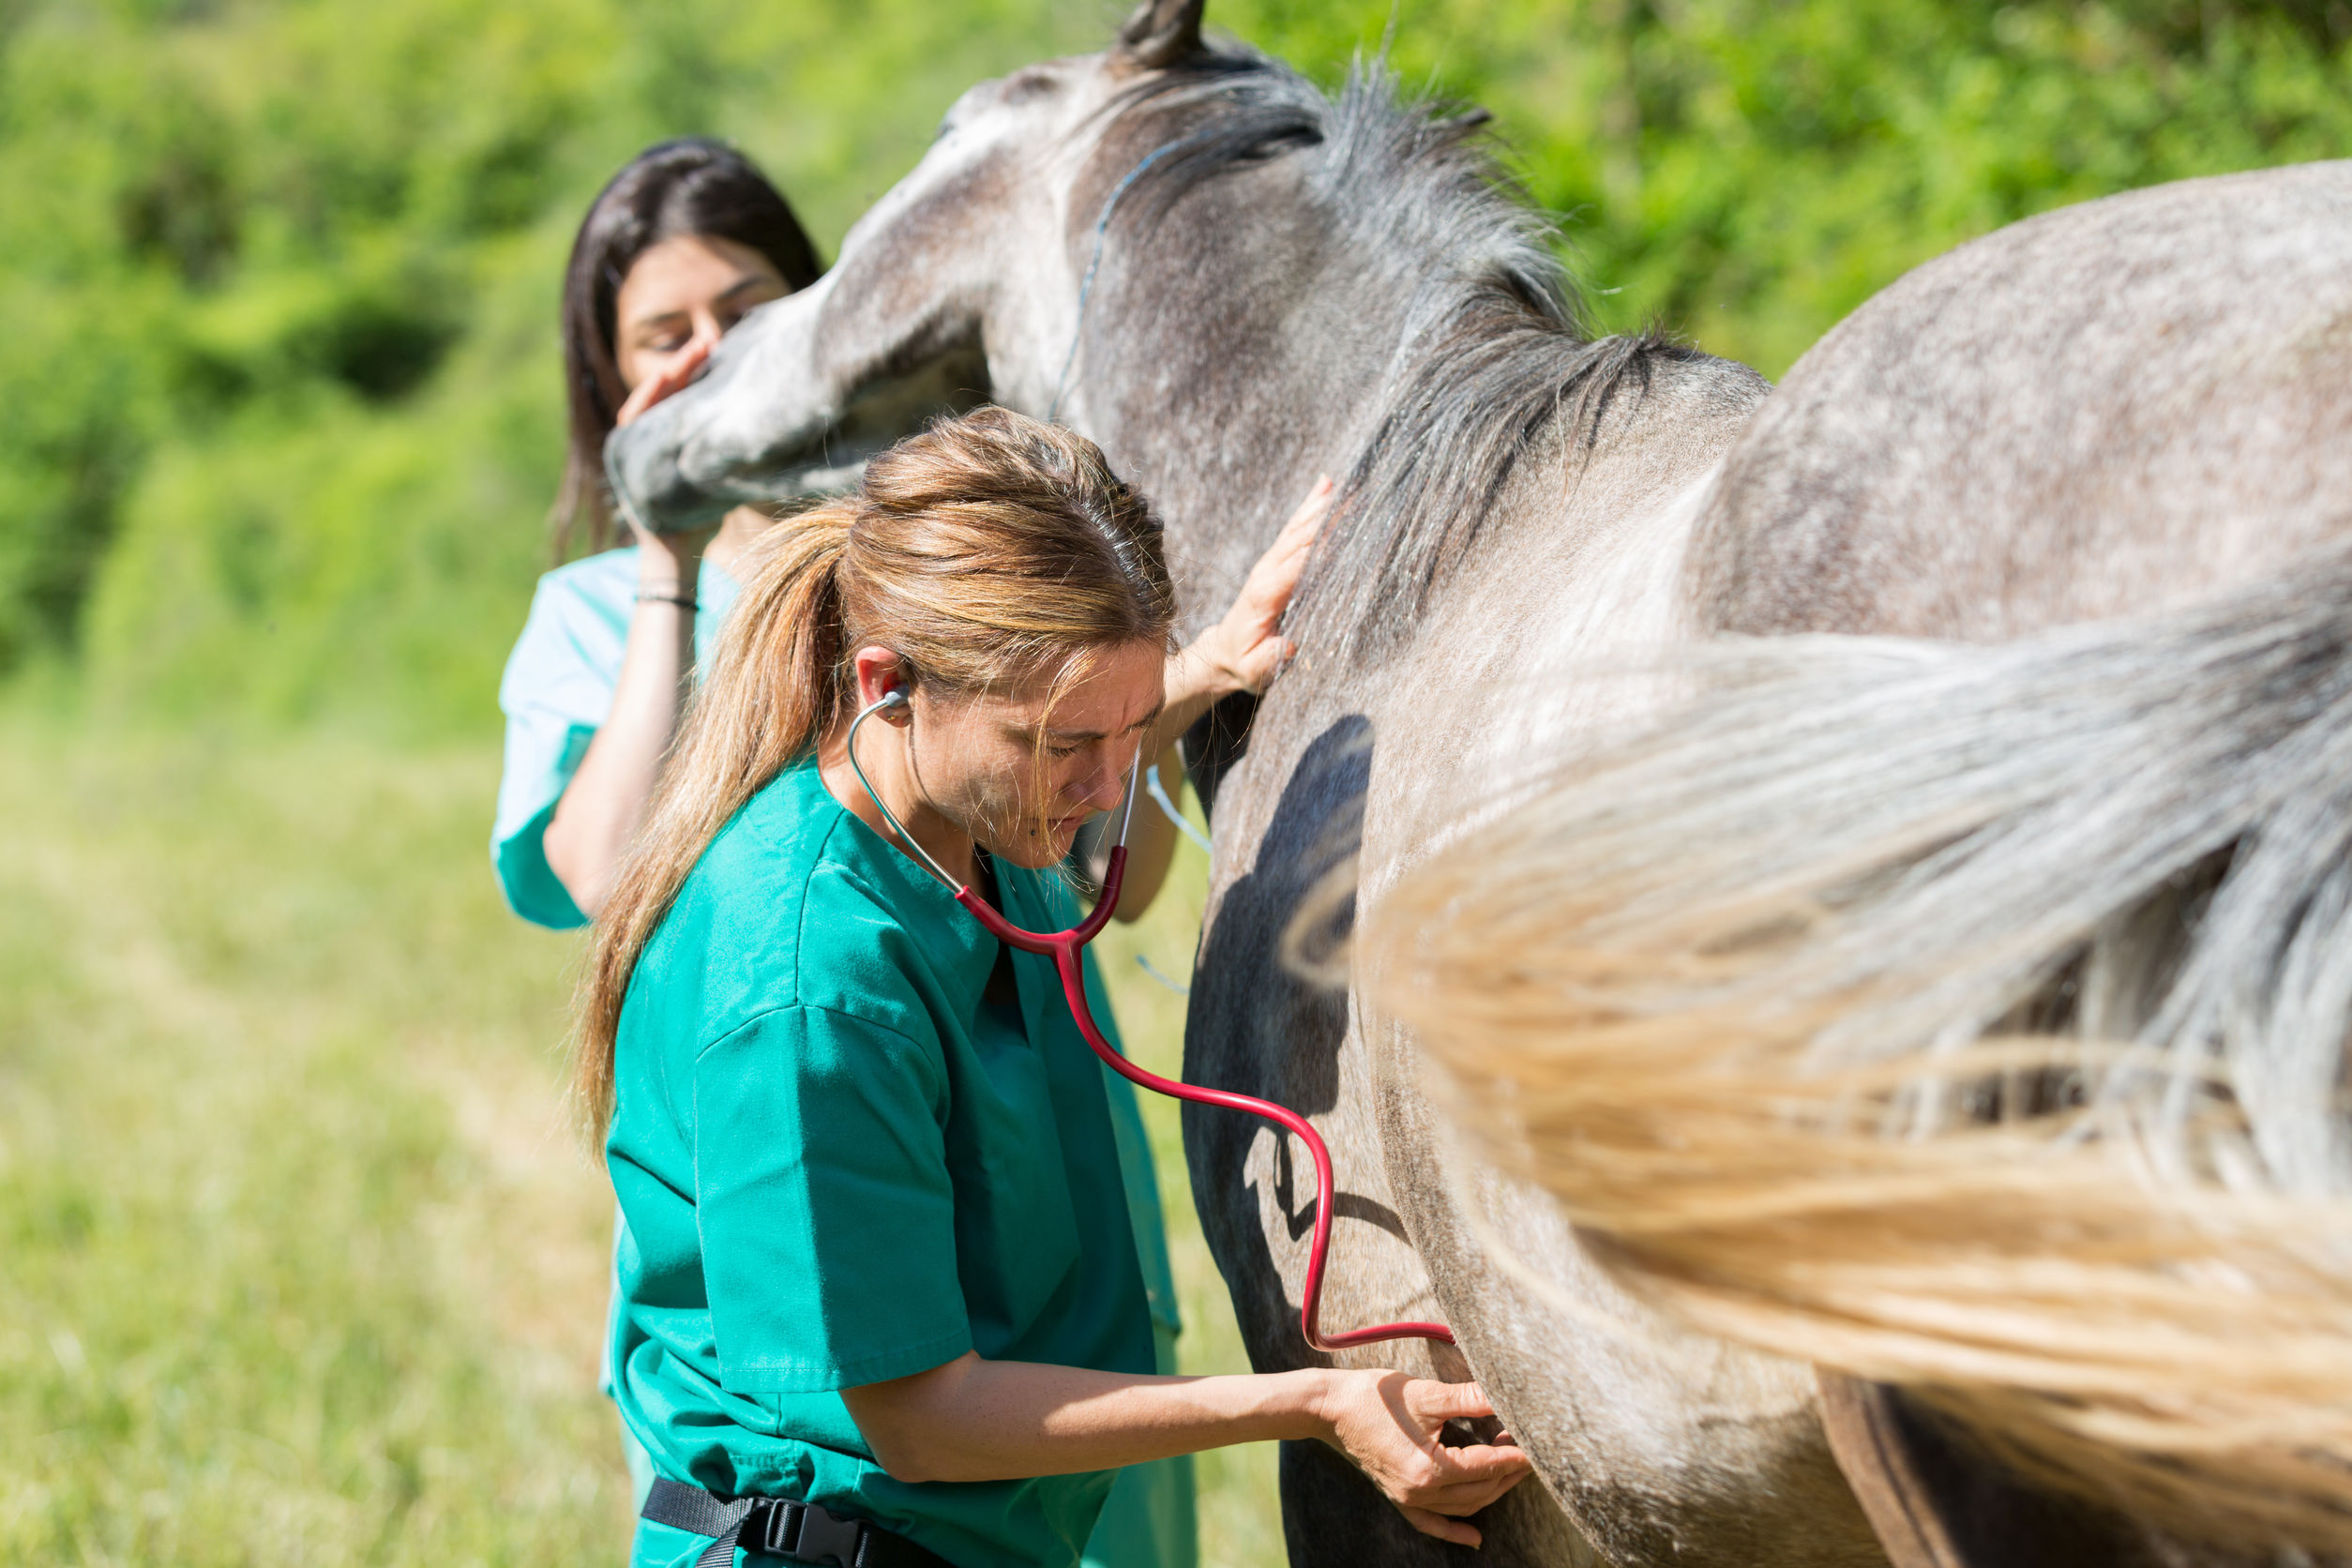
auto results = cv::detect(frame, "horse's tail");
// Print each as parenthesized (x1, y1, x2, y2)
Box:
(1363, 539, 2352, 1552)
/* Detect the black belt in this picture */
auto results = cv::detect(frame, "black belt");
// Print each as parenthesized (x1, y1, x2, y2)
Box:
(641, 1477, 957, 1568)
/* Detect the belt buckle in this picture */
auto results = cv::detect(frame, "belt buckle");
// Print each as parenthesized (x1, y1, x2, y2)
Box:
(782, 1500, 867, 1568)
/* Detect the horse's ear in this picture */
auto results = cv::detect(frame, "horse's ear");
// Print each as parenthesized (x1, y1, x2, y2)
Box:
(1114, 0, 1205, 68)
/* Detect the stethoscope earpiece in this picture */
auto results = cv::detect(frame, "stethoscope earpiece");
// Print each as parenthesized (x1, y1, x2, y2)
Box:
(844, 686, 1139, 895)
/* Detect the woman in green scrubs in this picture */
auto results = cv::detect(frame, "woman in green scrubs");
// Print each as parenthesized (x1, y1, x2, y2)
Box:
(575, 408, 1531, 1568)
(495, 143, 1195, 1563)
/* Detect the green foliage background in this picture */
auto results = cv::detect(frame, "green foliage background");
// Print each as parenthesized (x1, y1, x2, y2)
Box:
(1, 0, 2346, 730)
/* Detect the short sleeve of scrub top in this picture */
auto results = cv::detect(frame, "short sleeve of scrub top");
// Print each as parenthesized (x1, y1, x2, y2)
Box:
(490, 548, 741, 929)
(693, 1002, 972, 1388)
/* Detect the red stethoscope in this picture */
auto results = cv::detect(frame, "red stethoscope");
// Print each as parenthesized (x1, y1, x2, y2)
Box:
(847, 687, 1454, 1352)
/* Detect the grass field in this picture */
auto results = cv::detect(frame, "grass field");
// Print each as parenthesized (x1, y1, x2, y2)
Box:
(0, 715, 1282, 1566)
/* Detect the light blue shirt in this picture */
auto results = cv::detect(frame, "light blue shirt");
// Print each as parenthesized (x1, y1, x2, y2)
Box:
(492, 549, 743, 930)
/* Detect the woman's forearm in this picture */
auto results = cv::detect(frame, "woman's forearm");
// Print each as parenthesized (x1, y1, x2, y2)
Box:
(543, 547, 704, 915)
(842, 1350, 1531, 1548)
(1149, 475, 1334, 757)
(1150, 643, 1240, 759)
(843, 1353, 1332, 1484)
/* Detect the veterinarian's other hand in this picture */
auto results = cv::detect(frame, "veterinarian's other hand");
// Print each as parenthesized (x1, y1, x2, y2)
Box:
(1315, 1370, 1531, 1546)
(614, 334, 715, 430)
(1193, 475, 1334, 697)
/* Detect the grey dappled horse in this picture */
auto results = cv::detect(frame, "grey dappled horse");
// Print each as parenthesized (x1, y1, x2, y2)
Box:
(608, 2, 2352, 1561)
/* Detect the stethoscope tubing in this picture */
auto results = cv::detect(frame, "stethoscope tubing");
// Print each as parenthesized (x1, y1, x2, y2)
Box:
(849, 691, 1455, 1353)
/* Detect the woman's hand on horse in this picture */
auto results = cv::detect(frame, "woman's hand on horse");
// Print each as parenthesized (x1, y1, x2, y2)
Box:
(613, 336, 724, 559)
(614, 333, 715, 430)
(1160, 475, 1334, 744)
(1315, 1369, 1531, 1545)
(1207, 474, 1333, 692)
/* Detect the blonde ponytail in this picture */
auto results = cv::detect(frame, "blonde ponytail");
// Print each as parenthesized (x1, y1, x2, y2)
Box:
(571, 501, 854, 1135)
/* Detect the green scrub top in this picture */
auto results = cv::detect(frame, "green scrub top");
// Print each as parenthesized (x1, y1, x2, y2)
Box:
(495, 549, 1191, 1567)
(610, 759, 1155, 1568)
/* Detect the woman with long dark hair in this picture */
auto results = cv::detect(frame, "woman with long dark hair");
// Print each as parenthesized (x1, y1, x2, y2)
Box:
(495, 137, 820, 927)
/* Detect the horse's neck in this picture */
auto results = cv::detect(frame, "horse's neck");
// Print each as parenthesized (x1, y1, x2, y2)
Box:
(1074, 135, 1766, 699)
(1078, 156, 1419, 636)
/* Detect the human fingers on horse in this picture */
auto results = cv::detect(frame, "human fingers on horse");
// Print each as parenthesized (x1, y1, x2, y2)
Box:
(1401, 1479, 1522, 1539)
(1317, 1370, 1530, 1521)
(1396, 1504, 1483, 1547)
(1405, 1374, 1496, 1425)
(1425, 1449, 1533, 1503)
(1401, 1457, 1533, 1523)
(1421, 1443, 1533, 1508)
(1229, 476, 1332, 624)
(1276, 473, 1335, 550)
(1152, 478, 1337, 722)
(1437, 1437, 1530, 1475)
(1395, 1382, 1530, 1502)
(614, 335, 716, 431)
(1193, 489, 1334, 693)
(1246, 474, 1334, 615)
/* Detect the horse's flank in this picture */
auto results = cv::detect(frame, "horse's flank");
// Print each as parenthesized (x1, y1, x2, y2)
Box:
(1370, 162, 2352, 1557)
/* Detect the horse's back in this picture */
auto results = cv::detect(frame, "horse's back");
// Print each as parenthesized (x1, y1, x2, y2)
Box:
(1693, 159, 2352, 641)
(1358, 167, 2352, 1564)
(1442, 162, 2352, 1568)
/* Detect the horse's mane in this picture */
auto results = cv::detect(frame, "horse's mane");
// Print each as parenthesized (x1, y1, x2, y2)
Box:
(1109, 50, 1704, 659)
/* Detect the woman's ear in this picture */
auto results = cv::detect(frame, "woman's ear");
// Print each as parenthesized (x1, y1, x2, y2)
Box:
(851, 644, 915, 727)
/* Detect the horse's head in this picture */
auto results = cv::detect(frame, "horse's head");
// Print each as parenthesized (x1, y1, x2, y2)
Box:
(606, 0, 1216, 531)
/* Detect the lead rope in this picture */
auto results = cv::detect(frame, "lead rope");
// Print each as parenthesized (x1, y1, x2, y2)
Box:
(1058, 135, 1223, 995)
(1145, 762, 1213, 854)
(1135, 762, 1210, 993)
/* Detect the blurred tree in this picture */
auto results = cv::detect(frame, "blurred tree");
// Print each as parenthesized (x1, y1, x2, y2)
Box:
(1220, 0, 2352, 367)
(0, 0, 1095, 727)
